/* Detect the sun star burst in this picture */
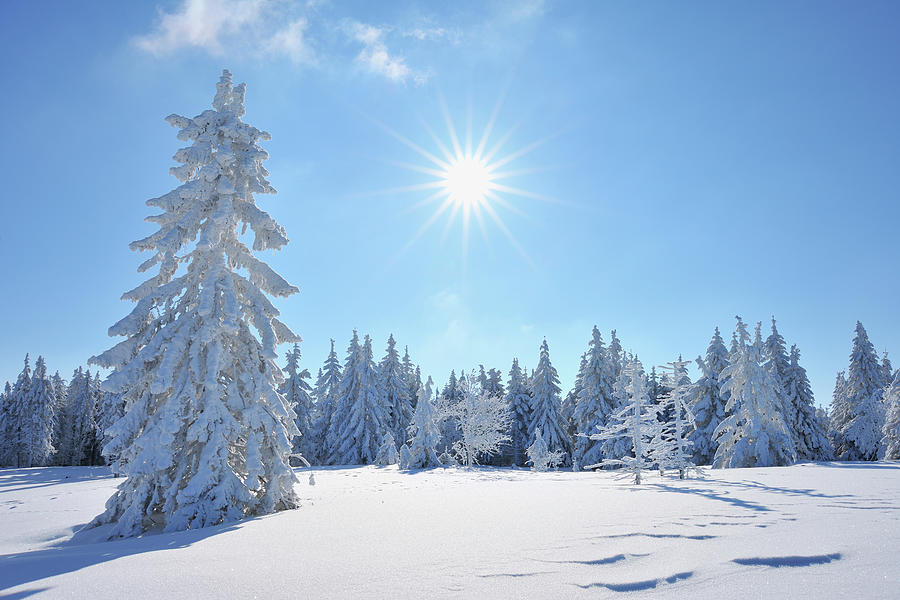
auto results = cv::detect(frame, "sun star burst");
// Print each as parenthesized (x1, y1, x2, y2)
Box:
(367, 93, 558, 267)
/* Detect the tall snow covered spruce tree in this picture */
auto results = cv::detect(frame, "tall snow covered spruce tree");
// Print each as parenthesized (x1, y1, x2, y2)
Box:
(282, 343, 314, 463)
(400, 376, 443, 469)
(783, 345, 832, 461)
(528, 340, 570, 465)
(89, 71, 301, 537)
(310, 339, 342, 464)
(688, 328, 729, 465)
(378, 334, 413, 448)
(713, 319, 796, 469)
(329, 334, 389, 464)
(505, 359, 532, 467)
(835, 322, 887, 460)
(882, 369, 900, 460)
(572, 327, 617, 470)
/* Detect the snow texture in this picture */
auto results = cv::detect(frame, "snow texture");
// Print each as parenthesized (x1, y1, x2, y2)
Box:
(5, 462, 895, 599)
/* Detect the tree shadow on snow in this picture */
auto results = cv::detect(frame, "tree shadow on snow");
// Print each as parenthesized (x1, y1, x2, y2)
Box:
(0, 518, 248, 594)
(573, 571, 694, 592)
(813, 461, 900, 471)
(641, 483, 773, 513)
(732, 553, 842, 567)
(0, 467, 114, 493)
(0, 588, 52, 599)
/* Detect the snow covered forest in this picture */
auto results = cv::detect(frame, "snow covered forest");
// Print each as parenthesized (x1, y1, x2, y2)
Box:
(3, 317, 898, 473)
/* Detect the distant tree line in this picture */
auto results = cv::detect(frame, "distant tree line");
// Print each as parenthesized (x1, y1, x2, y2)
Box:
(0, 356, 120, 468)
(2, 318, 898, 470)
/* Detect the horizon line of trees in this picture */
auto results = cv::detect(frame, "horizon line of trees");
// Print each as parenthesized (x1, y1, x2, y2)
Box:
(4, 317, 896, 471)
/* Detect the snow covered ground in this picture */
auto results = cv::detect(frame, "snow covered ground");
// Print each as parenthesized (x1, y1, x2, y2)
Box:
(1, 463, 898, 599)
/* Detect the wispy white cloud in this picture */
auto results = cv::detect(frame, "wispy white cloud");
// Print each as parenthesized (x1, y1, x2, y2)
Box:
(132, 0, 546, 83)
(267, 17, 317, 65)
(495, 0, 546, 23)
(135, 0, 268, 56)
(401, 27, 460, 43)
(345, 21, 417, 84)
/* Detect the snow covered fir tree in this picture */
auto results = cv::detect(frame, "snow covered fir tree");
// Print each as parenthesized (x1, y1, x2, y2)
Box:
(830, 322, 888, 461)
(713, 319, 796, 468)
(87, 71, 302, 537)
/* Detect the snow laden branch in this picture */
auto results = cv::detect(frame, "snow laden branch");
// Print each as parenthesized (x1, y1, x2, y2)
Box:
(443, 374, 511, 467)
(583, 359, 661, 485)
(87, 70, 301, 538)
(651, 358, 699, 479)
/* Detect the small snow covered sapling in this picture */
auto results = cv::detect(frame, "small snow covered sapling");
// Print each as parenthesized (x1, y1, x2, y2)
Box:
(375, 431, 400, 465)
(526, 428, 565, 471)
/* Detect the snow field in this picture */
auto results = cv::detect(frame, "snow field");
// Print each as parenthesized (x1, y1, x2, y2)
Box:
(1, 462, 898, 599)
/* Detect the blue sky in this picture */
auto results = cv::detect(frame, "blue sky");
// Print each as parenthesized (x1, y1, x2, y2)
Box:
(1, 0, 898, 405)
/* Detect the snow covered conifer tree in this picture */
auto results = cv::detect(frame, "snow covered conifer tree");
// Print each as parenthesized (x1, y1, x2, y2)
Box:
(505, 359, 532, 466)
(409, 365, 423, 411)
(784, 345, 832, 461)
(561, 354, 585, 448)
(89, 71, 301, 536)
(528, 340, 570, 465)
(829, 371, 848, 454)
(607, 330, 623, 379)
(881, 353, 894, 389)
(882, 369, 900, 460)
(400, 346, 419, 409)
(378, 334, 413, 447)
(835, 322, 886, 460)
(688, 327, 729, 465)
(64, 368, 102, 466)
(0, 382, 11, 466)
(713, 319, 796, 468)
(764, 317, 796, 443)
(282, 343, 314, 462)
(477, 365, 488, 390)
(401, 377, 443, 469)
(375, 431, 400, 465)
(573, 327, 617, 470)
(21, 357, 56, 467)
(326, 331, 361, 462)
(311, 339, 342, 463)
(485, 368, 505, 398)
(765, 318, 791, 386)
(526, 428, 565, 471)
(330, 335, 389, 464)
(585, 360, 661, 484)
(6, 356, 32, 467)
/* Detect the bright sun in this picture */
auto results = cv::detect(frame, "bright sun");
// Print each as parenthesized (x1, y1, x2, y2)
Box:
(371, 93, 555, 265)
(443, 156, 493, 207)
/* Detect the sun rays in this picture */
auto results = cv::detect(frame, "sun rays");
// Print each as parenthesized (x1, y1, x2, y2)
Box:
(364, 92, 557, 267)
